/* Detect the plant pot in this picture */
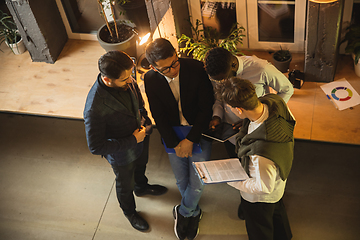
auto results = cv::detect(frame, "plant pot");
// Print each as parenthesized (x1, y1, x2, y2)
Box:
(6, 37, 26, 55)
(97, 20, 137, 57)
(352, 53, 360, 77)
(272, 51, 292, 73)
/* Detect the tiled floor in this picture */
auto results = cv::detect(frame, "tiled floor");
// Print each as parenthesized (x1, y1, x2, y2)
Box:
(1, 39, 360, 145)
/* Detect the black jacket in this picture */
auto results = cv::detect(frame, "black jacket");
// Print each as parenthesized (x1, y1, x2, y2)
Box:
(83, 74, 150, 166)
(144, 58, 214, 148)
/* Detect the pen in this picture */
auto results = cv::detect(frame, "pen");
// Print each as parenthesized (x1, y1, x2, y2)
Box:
(326, 95, 338, 109)
(196, 166, 206, 179)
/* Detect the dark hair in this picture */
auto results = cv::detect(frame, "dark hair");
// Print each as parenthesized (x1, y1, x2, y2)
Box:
(215, 77, 259, 110)
(204, 47, 233, 77)
(98, 51, 134, 80)
(145, 38, 176, 66)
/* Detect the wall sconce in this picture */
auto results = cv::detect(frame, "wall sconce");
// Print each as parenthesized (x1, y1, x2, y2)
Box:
(136, 32, 152, 75)
(136, 32, 151, 59)
(309, 0, 338, 3)
(139, 32, 151, 46)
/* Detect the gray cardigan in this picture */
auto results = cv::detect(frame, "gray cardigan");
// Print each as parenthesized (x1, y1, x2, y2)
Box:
(236, 94, 296, 180)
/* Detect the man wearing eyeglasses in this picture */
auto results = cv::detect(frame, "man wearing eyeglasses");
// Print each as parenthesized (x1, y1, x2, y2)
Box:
(83, 51, 167, 233)
(144, 38, 214, 240)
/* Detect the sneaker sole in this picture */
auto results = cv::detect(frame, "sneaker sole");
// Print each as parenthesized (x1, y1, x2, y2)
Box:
(173, 205, 181, 240)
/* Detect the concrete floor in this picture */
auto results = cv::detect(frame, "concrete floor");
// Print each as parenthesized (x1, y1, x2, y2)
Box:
(0, 112, 359, 240)
(0, 113, 248, 240)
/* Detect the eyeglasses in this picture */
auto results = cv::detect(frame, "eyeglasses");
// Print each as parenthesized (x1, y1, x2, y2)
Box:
(156, 59, 180, 74)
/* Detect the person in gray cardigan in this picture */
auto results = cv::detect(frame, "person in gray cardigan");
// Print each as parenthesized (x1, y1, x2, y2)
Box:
(83, 51, 167, 232)
(205, 47, 294, 220)
(214, 77, 295, 240)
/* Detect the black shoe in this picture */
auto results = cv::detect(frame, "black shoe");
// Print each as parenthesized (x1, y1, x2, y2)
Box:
(134, 184, 168, 197)
(187, 209, 203, 240)
(238, 203, 245, 220)
(173, 205, 190, 240)
(125, 212, 149, 232)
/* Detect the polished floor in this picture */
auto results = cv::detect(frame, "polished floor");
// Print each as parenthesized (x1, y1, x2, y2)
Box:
(0, 112, 359, 240)
(1, 39, 360, 145)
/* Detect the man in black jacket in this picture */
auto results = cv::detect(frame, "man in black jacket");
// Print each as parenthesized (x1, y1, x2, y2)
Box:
(144, 38, 214, 240)
(83, 51, 167, 232)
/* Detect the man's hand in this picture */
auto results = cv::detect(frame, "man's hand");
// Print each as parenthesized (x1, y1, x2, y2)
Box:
(232, 120, 243, 130)
(174, 138, 194, 158)
(209, 116, 221, 130)
(133, 126, 146, 143)
(145, 124, 153, 135)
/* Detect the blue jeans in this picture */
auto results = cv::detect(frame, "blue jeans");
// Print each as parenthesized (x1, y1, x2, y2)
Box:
(168, 138, 212, 217)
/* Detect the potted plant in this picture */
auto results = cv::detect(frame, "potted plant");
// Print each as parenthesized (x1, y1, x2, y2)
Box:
(178, 19, 246, 61)
(272, 46, 292, 73)
(96, 0, 137, 56)
(341, 23, 360, 77)
(0, 10, 26, 55)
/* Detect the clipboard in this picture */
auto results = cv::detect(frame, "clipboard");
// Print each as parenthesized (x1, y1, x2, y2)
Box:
(202, 122, 239, 142)
(162, 126, 202, 154)
(192, 158, 249, 185)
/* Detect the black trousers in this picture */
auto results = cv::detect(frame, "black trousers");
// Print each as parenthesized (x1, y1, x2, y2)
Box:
(224, 140, 238, 158)
(241, 197, 292, 240)
(111, 136, 149, 216)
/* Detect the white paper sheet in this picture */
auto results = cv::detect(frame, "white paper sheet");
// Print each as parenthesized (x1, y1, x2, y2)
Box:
(320, 78, 360, 110)
(193, 158, 249, 185)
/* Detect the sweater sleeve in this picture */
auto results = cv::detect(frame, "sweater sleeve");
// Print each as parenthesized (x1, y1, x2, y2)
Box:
(227, 155, 277, 195)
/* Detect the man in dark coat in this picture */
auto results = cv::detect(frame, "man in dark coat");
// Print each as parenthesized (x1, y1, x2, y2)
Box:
(144, 38, 214, 240)
(83, 51, 167, 232)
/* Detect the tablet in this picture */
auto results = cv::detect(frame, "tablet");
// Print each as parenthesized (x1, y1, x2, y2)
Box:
(202, 122, 239, 142)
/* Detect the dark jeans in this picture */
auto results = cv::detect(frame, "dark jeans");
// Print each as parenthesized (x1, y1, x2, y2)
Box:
(111, 135, 149, 216)
(241, 197, 292, 240)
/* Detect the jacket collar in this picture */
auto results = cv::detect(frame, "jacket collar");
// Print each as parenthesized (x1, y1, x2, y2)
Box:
(96, 74, 138, 117)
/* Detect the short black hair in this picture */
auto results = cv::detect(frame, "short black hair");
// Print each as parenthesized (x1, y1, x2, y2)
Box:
(204, 47, 233, 77)
(98, 51, 134, 80)
(145, 38, 176, 66)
